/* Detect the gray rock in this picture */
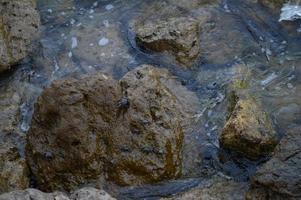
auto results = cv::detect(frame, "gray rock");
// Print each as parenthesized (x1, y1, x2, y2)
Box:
(162, 176, 249, 200)
(0, 187, 115, 200)
(247, 126, 301, 199)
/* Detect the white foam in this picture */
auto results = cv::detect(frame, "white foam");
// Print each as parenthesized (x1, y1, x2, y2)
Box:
(279, 3, 301, 21)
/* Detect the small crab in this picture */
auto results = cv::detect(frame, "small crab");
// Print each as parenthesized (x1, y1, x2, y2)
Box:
(117, 91, 130, 116)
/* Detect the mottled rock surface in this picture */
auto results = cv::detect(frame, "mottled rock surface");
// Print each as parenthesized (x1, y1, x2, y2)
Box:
(0, 0, 40, 72)
(162, 176, 249, 200)
(219, 88, 277, 160)
(26, 73, 120, 191)
(109, 65, 199, 185)
(0, 187, 115, 200)
(247, 126, 301, 199)
(0, 142, 29, 193)
(168, 0, 219, 10)
(70, 187, 116, 200)
(26, 65, 199, 191)
(133, 17, 200, 66)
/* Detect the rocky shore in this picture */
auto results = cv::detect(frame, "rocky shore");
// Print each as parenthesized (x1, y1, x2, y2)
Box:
(0, 0, 300, 199)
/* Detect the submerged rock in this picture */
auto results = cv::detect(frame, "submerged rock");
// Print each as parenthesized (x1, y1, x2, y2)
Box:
(246, 126, 301, 199)
(259, 0, 288, 10)
(0, 142, 29, 193)
(133, 17, 201, 66)
(0, 0, 40, 72)
(168, 0, 219, 10)
(0, 187, 115, 200)
(26, 65, 199, 191)
(219, 84, 277, 160)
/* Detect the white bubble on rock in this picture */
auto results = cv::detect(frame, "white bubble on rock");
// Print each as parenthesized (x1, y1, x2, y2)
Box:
(98, 37, 109, 46)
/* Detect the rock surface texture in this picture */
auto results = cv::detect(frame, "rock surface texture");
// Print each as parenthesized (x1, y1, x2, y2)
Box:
(0, 0, 40, 72)
(162, 176, 249, 200)
(259, 0, 288, 9)
(0, 143, 29, 193)
(133, 17, 200, 66)
(0, 187, 115, 200)
(26, 65, 199, 191)
(246, 126, 301, 199)
(219, 88, 277, 159)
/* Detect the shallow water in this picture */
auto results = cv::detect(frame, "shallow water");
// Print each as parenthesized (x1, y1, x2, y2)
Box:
(1, 0, 300, 198)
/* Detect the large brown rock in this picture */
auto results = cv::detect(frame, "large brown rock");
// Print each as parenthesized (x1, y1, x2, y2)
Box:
(0, 142, 29, 193)
(219, 88, 277, 160)
(0, 0, 40, 72)
(133, 17, 201, 66)
(246, 126, 301, 199)
(26, 65, 199, 191)
(109, 65, 199, 185)
(26, 73, 120, 191)
(0, 187, 115, 200)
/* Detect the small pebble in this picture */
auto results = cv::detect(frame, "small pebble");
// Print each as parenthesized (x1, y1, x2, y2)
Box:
(287, 83, 294, 89)
(98, 37, 109, 46)
(71, 37, 78, 49)
(103, 20, 110, 27)
(68, 52, 73, 57)
(105, 4, 114, 11)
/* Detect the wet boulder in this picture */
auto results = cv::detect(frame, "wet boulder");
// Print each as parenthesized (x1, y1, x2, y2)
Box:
(26, 65, 199, 190)
(246, 126, 301, 199)
(26, 73, 121, 191)
(0, 187, 115, 200)
(219, 88, 277, 160)
(0, 142, 29, 193)
(0, 0, 40, 73)
(109, 65, 200, 185)
(133, 17, 200, 66)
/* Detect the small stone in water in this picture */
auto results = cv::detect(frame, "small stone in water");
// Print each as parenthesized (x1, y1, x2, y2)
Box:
(261, 73, 278, 86)
(98, 37, 109, 46)
(71, 37, 78, 49)
(70, 18, 76, 25)
(105, 4, 114, 11)
(68, 52, 73, 57)
(103, 20, 110, 27)
(93, 2, 98, 7)
(287, 83, 294, 89)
